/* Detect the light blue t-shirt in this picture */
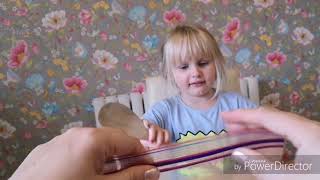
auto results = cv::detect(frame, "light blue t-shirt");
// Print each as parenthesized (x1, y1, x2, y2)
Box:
(143, 92, 257, 142)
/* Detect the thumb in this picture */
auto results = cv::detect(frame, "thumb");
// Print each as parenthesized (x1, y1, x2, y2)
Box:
(96, 165, 160, 180)
(140, 139, 159, 150)
(232, 147, 265, 173)
(232, 148, 286, 180)
(143, 120, 151, 129)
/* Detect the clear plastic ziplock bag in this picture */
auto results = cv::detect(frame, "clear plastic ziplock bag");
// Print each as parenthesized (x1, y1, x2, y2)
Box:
(104, 131, 284, 180)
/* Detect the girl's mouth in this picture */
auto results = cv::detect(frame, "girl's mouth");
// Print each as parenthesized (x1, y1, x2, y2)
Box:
(189, 81, 205, 87)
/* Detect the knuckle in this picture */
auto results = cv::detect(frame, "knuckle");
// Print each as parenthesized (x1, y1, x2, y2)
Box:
(78, 128, 100, 149)
(127, 171, 140, 180)
(65, 127, 83, 134)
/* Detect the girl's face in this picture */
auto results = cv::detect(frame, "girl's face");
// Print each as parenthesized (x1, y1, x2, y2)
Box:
(172, 57, 216, 99)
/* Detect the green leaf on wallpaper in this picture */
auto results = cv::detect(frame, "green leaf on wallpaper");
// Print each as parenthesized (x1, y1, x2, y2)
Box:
(0, 50, 9, 57)
(58, 29, 65, 36)
(241, 36, 248, 44)
(28, 3, 41, 10)
(217, 26, 225, 34)
(26, 60, 33, 69)
(92, 12, 98, 20)
(236, 35, 244, 44)
(10, 36, 17, 45)
(265, 8, 272, 17)
(47, 116, 57, 122)
(150, 49, 158, 54)
(47, 31, 54, 38)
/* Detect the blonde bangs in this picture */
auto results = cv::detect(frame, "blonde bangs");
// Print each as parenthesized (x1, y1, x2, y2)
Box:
(164, 27, 220, 67)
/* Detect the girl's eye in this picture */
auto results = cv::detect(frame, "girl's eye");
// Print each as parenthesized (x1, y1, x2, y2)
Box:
(178, 64, 188, 70)
(198, 61, 209, 67)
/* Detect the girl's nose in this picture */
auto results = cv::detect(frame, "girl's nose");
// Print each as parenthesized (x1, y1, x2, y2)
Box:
(191, 66, 201, 78)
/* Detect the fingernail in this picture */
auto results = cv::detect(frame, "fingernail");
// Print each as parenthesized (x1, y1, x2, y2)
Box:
(232, 148, 248, 162)
(145, 168, 160, 180)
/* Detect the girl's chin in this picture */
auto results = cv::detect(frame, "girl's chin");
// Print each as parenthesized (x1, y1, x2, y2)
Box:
(190, 90, 211, 97)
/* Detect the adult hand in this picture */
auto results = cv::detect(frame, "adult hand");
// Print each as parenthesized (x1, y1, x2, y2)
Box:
(222, 107, 320, 156)
(222, 107, 320, 180)
(10, 127, 160, 180)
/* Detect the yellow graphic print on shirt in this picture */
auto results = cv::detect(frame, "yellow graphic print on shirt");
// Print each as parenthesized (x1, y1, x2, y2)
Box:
(176, 130, 229, 179)
(177, 130, 226, 143)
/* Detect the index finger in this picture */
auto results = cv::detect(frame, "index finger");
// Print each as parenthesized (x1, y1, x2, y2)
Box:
(97, 127, 145, 158)
(68, 127, 145, 160)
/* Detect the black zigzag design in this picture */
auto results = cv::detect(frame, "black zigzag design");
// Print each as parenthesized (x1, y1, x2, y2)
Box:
(176, 129, 227, 142)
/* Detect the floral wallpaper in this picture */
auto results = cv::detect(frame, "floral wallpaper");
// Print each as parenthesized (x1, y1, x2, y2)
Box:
(0, 0, 319, 178)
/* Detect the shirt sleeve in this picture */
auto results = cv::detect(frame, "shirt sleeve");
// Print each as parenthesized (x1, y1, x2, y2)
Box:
(219, 92, 258, 110)
(142, 100, 170, 129)
(235, 93, 258, 109)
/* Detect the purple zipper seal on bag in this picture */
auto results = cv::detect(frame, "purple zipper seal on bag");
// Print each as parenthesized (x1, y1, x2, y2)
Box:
(103, 132, 284, 174)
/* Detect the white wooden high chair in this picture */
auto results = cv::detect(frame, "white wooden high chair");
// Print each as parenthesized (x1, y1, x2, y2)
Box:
(92, 68, 260, 127)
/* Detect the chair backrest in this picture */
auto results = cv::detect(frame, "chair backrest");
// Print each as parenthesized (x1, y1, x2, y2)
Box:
(92, 68, 259, 127)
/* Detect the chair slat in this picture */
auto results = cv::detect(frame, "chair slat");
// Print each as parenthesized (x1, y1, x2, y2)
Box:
(118, 94, 131, 109)
(130, 92, 144, 117)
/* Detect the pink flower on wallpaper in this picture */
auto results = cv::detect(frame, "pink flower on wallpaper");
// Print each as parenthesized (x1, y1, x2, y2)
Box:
(0, 160, 4, 169)
(163, 9, 186, 25)
(131, 82, 145, 94)
(243, 21, 251, 31)
(123, 63, 132, 72)
(35, 120, 48, 129)
(79, 9, 93, 25)
(63, 76, 88, 94)
(287, 0, 295, 5)
(265, 51, 287, 68)
(7, 40, 29, 69)
(31, 43, 40, 55)
(100, 31, 108, 41)
(15, 8, 28, 16)
(136, 52, 148, 62)
(295, 64, 302, 74)
(223, 18, 240, 44)
(289, 91, 300, 105)
(301, 10, 309, 18)
(222, 0, 229, 6)
(23, 132, 32, 139)
(198, 0, 212, 4)
(0, 17, 11, 26)
(98, 91, 106, 97)
(253, 0, 274, 8)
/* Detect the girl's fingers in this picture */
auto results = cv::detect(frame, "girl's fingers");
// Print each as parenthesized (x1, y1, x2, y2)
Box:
(164, 130, 170, 143)
(156, 130, 164, 146)
(142, 120, 150, 129)
(148, 125, 156, 142)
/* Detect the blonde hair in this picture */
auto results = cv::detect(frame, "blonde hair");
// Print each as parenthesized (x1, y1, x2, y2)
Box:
(162, 25, 226, 98)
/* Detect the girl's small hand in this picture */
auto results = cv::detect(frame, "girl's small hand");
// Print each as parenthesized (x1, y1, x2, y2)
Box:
(142, 120, 170, 148)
